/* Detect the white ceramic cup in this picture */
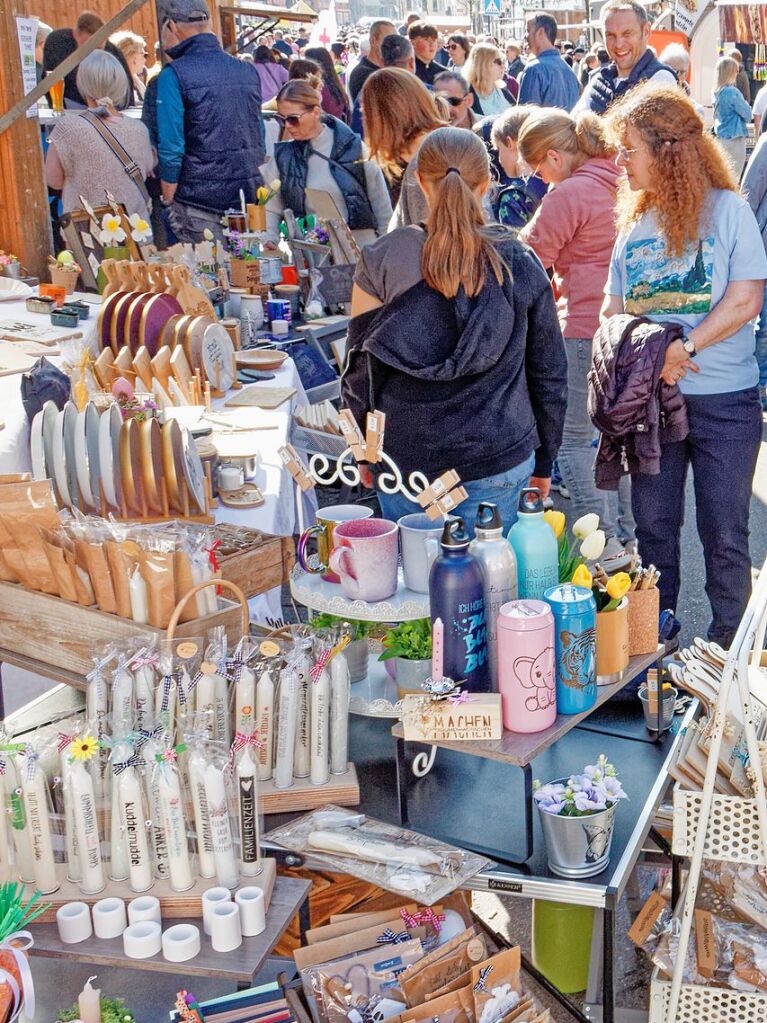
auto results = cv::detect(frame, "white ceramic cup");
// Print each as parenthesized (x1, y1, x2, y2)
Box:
(162, 923, 201, 963)
(210, 901, 242, 952)
(235, 886, 266, 937)
(56, 902, 92, 944)
(123, 920, 162, 959)
(128, 895, 162, 926)
(202, 886, 232, 936)
(92, 897, 127, 939)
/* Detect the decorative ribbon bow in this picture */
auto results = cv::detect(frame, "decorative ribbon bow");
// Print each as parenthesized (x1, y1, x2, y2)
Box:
(228, 731, 264, 773)
(161, 671, 187, 711)
(0, 932, 36, 1021)
(133, 724, 165, 749)
(310, 649, 331, 684)
(377, 928, 411, 945)
(22, 745, 38, 784)
(113, 752, 143, 775)
(225, 656, 245, 684)
(56, 731, 77, 753)
(400, 907, 446, 934)
(205, 540, 222, 595)
(473, 965, 494, 993)
(86, 652, 113, 695)
(130, 648, 159, 671)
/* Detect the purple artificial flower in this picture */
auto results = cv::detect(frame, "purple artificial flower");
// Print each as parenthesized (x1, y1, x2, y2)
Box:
(573, 788, 608, 813)
(533, 782, 567, 815)
(567, 773, 593, 793)
(601, 775, 628, 802)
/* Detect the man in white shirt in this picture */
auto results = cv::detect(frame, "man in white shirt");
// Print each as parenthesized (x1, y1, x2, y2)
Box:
(754, 84, 767, 134)
(576, 0, 676, 114)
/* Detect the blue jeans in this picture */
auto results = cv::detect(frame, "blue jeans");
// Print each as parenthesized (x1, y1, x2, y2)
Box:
(755, 284, 767, 397)
(631, 387, 762, 646)
(376, 453, 536, 535)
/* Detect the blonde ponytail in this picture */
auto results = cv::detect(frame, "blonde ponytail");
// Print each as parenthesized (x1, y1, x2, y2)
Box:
(518, 109, 614, 167)
(418, 127, 506, 298)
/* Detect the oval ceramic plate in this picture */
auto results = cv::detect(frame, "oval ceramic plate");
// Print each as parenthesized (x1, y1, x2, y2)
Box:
(52, 405, 74, 509)
(98, 404, 123, 509)
(201, 323, 235, 392)
(62, 401, 81, 510)
(235, 349, 288, 371)
(139, 417, 163, 512)
(30, 400, 58, 482)
(74, 403, 100, 509)
(181, 425, 206, 513)
(161, 418, 185, 513)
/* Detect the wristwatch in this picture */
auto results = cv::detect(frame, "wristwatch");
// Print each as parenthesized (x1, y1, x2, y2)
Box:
(681, 335, 697, 358)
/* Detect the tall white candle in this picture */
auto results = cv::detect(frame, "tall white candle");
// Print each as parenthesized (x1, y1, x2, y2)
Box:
(293, 653, 312, 779)
(310, 668, 330, 787)
(21, 755, 59, 894)
(129, 566, 148, 623)
(213, 668, 231, 747)
(4, 760, 34, 883)
(118, 765, 153, 892)
(235, 663, 256, 732)
(256, 671, 274, 781)
(187, 749, 216, 878)
(275, 670, 299, 790)
(133, 663, 156, 733)
(330, 652, 350, 775)
(87, 673, 109, 802)
(60, 749, 81, 882)
(236, 745, 262, 877)
(195, 668, 216, 738)
(109, 742, 130, 881)
(70, 760, 105, 895)
(157, 762, 194, 891)
(142, 740, 170, 881)
(204, 762, 238, 890)
(155, 673, 177, 741)
(111, 661, 134, 738)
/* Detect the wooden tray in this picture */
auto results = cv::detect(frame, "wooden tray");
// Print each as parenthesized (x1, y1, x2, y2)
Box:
(259, 764, 359, 813)
(218, 532, 295, 599)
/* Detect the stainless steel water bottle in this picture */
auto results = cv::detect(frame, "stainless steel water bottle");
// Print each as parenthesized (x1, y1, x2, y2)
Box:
(470, 502, 518, 692)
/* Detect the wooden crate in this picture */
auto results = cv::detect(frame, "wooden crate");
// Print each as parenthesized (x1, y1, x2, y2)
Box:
(0, 580, 244, 677)
(218, 533, 295, 599)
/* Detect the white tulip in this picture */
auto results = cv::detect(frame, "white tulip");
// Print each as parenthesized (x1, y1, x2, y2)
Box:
(580, 529, 606, 561)
(572, 513, 600, 539)
(269, 178, 281, 192)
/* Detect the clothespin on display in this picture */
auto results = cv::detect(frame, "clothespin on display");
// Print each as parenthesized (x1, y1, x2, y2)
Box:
(278, 443, 315, 493)
(338, 409, 366, 461)
(364, 411, 386, 464)
(417, 469, 469, 521)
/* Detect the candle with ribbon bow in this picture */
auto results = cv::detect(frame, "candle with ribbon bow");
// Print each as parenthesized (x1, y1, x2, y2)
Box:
(54, 732, 80, 884)
(0, 750, 34, 884)
(141, 738, 171, 882)
(207, 627, 231, 748)
(67, 736, 105, 895)
(20, 745, 59, 895)
(155, 742, 194, 891)
(112, 740, 153, 893)
(130, 648, 159, 733)
(256, 669, 275, 782)
(293, 641, 313, 780)
(377, 928, 411, 945)
(233, 638, 256, 733)
(107, 738, 130, 883)
(204, 760, 238, 889)
(330, 644, 350, 776)
(231, 731, 263, 878)
(111, 652, 134, 739)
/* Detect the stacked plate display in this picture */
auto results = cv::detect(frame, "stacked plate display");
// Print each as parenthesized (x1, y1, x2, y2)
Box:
(30, 400, 207, 517)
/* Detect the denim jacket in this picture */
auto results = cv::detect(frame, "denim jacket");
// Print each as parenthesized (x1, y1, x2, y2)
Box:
(713, 85, 751, 140)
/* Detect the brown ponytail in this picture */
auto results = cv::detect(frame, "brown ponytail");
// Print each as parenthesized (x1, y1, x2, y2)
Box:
(518, 109, 614, 167)
(417, 127, 506, 299)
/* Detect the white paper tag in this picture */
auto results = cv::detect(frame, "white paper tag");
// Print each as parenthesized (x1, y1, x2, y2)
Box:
(81, 231, 94, 249)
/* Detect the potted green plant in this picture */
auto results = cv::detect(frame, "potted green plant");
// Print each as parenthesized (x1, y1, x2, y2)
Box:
(307, 613, 374, 682)
(379, 618, 432, 695)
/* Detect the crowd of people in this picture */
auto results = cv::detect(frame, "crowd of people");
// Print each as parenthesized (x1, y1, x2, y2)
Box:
(34, 0, 767, 645)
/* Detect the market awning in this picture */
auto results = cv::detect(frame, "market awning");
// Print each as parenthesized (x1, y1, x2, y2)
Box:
(715, 0, 767, 41)
(219, 2, 317, 53)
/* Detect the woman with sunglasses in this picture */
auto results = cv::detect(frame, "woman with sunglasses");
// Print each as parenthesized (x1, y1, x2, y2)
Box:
(602, 85, 767, 646)
(343, 126, 567, 528)
(464, 43, 516, 118)
(517, 109, 632, 563)
(446, 33, 471, 69)
(260, 80, 392, 244)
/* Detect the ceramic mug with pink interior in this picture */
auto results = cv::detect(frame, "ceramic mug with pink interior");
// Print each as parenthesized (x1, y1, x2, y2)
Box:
(328, 518, 399, 602)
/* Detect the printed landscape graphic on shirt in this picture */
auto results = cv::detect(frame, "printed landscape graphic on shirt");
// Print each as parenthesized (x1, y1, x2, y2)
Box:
(624, 235, 714, 315)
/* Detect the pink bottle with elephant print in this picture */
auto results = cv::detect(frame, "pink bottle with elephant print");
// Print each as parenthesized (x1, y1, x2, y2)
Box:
(497, 600, 557, 733)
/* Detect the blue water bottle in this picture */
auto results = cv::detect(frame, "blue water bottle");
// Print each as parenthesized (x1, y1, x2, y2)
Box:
(429, 517, 490, 693)
(508, 489, 559, 600)
(544, 583, 597, 715)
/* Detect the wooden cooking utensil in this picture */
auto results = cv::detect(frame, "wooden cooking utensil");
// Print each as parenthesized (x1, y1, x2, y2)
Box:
(150, 346, 172, 389)
(93, 348, 117, 389)
(133, 346, 153, 391)
(170, 265, 216, 319)
(170, 346, 193, 395)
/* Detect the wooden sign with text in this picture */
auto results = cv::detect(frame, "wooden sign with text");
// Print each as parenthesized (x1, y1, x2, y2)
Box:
(401, 693, 502, 742)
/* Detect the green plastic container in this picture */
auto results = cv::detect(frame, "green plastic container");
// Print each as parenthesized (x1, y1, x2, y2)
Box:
(531, 899, 594, 993)
(96, 245, 131, 293)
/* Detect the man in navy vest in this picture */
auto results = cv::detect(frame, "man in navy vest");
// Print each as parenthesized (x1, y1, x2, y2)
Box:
(157, 0, 265, 242)
(576, 0, 676, 115)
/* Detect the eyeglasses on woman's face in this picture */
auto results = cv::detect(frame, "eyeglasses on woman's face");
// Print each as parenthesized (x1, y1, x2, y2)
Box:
(276, 108, 315, 127)
(615, 145, 638, 164)
(493, 58, 504, 66)
(447, 43, 460, 50)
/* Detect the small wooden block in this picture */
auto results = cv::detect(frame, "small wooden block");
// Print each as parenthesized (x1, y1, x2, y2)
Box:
(151, 346, 173, 389)
(132, 346, 153, 390)
(401, 694, 502, 742)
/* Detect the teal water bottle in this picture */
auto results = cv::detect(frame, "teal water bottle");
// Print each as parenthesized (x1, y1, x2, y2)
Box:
(508, 488, 559, 600)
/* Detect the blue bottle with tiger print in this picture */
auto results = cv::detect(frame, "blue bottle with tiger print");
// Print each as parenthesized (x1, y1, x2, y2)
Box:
(543, 583, 597, 714)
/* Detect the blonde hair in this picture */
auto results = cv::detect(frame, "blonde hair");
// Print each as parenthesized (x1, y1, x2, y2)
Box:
(491, 105, 537, 149)
(111, 30, 145, 62)
(417, 127, 506, 298)
(362, 68, 446, 179)
(715, 56, 739, 92)
(607, 83, 737, 257)
(464, 42, 504, 97)
(517, 109, 614, 166)
(276, 79, 322, 107)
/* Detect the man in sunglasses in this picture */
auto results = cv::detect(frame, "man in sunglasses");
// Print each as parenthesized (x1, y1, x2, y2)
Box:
(434, 71, 477, 131)
(156, 0, 265, 242)
(518, 13, 579, 110)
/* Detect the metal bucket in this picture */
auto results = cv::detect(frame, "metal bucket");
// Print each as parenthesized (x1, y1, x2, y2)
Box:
(537, 779, 617, 878)
(346, 639, 369, 683)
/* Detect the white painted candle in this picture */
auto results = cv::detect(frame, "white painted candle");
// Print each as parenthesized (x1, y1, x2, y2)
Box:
(195, 667, 216, 738)
(70, 760, 105, 895)
(111, 661, 134, 738)
(129, 566, 148, 623)
(310, 668, 330, 787)
(235, 662, 256, 732)
(293, 654, 312, 779)
(133, 663, 156, 732)
(275, 670, 299, 790)
(204, 762, 238, 890)
(156, 762, 194, 891)
(255, 671, 274, 781)
(21, 755, 59, 893)
(78, 976, 101, 1023)
(86, 673, 109, 802)
(108, 742, 130, 882)
(60, 749, 81, 882)
(118, 765, 153, 892)
(4, 760, 34, 882)
(155, 673, 176, 740)
(330, 652, 350, 775)
(213, 668, 231, 747)
(187, 749, 216, 878)
(142, 740, 170, 881)
(236, 745, 262, 877)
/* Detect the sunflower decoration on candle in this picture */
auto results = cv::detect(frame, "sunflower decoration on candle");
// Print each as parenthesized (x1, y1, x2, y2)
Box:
(69, 734, 100, 762)
(98, 212, 127, 246)
(128, 212, 152, 243)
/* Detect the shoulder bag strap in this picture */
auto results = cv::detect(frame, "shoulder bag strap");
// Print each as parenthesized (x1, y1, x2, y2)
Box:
(79, 110, 151, 207)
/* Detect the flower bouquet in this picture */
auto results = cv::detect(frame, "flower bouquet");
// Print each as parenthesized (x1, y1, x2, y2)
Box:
(534, 755, 627, 877)
(0, 252, 21, 279)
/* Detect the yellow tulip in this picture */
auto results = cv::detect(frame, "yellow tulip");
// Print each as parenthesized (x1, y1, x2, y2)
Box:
(543, 509, 565, 539)
(572, 564, 593, 589)
(257, 186, 269, 203)
(606, 572, 631, 601)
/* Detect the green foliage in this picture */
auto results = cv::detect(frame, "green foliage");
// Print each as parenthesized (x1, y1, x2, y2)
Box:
(306, 613, 373, 641)
(379, 619, 432, 662)
(558, 532, 585, 583)
(57, 997, 135, 1022)
(0, 882, 50, 942)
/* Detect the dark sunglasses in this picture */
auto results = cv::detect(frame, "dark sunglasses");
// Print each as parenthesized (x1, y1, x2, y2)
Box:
(276, 108, 315, 127)
(441, 95, 466, 106)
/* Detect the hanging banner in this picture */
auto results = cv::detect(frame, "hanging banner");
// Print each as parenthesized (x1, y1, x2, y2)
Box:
(718, 2, 767, 43)
(15, 17, 38, 118)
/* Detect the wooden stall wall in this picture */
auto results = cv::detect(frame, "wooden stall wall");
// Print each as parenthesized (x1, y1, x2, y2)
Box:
(33, 0, 160, 55)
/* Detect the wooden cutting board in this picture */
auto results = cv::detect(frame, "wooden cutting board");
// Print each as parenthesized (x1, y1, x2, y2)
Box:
(225, 385, 296, 409)
(0, 341, 37, 376)
(0, 319, 82, 344)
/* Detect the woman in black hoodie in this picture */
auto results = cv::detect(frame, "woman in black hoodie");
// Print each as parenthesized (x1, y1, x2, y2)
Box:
(342, 126, 568, 528)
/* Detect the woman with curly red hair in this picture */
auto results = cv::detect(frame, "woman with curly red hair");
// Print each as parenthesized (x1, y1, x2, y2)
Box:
(601, 84, 767, 646)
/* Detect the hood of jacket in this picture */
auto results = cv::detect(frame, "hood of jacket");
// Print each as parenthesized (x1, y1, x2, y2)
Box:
(569, 155, 621, 191)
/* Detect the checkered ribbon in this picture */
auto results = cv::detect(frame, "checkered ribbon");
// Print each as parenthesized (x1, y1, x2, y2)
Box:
(228, 730, 264, 773)
(310, 648, 331, 683)
(23, 745, 38, 784)
(473, 965, 494, 993)
(399, 907, 446, 934)
(188, 671, 203, 695)
(0, 756, 5, 776)
(56, 731, 77, 753)
(377, 928, 411, 945)
(225, 656, 245, 684)
(86, 652, 113, 696)
(161, 671, 185, 711)
(113, 752, 142, 776)
(134, 725, 165, 749)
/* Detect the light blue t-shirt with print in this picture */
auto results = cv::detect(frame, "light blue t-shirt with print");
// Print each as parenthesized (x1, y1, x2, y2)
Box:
(605, 189, 767, 395)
